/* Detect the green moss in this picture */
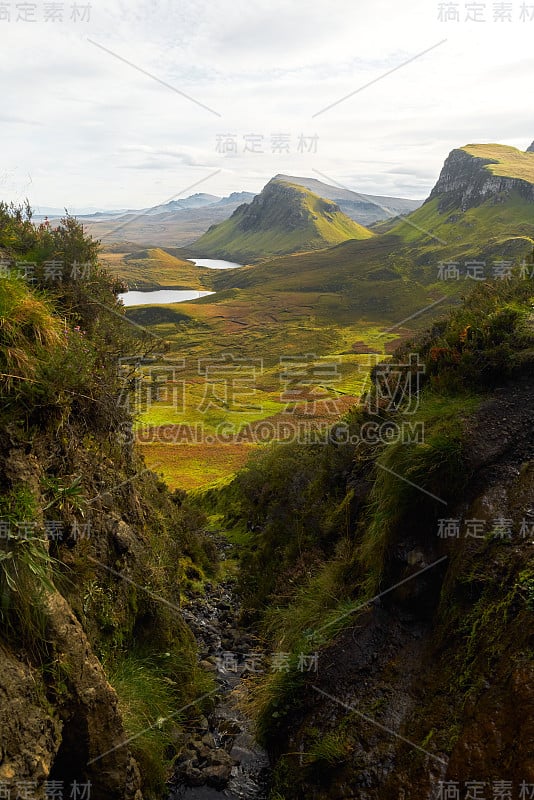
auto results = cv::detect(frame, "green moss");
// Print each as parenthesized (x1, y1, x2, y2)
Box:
(517, 569, 534, 610)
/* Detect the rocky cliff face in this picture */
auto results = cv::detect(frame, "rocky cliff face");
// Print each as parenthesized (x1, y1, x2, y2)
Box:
(526, 141, 534, 153)
(0, 446, 145, 800)
(230, 179, 340, 234)
(426, 147, 534, 211)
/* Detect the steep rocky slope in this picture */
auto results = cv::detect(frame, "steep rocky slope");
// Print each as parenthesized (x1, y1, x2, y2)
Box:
(216, 274, 534, 798)
(0, 209, 218, 799)
(268, 375, 534, 798)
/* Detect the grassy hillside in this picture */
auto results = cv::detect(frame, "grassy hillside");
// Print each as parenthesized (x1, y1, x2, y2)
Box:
(272, 173, 421, 224)
(391, 191, 534, 262)
(212, 235, 408, 291)
(380, 143, 534, 266)
(100, 246, 216, 290)
(207, 194, 534, 297)
(462, 142, 534, 183)
(192, 179, 373, 261)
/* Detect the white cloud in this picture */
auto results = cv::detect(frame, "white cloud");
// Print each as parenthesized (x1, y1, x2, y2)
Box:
(1, 0, 533, 208)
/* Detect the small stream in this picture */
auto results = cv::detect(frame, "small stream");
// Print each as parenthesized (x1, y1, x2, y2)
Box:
(167, 540, 271, 800)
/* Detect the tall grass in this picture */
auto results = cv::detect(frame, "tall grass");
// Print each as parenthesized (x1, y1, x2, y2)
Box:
(108, 653, 180, 793)
(108, 649, 215, 798)
(0, 487, 58, 645)
(0, 274, 62, 391)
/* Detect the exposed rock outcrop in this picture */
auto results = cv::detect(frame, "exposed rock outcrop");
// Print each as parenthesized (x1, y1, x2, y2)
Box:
(0, 594, 144, 800)
(427, 147, 534, 212)
(44, 591, 143, 800)
(234, 180, 340, 233)
(0, 646, 61, 791)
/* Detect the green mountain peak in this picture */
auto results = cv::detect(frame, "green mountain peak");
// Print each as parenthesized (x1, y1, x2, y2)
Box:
(384, 141, 534, 262)
(191, 178, 373, 261)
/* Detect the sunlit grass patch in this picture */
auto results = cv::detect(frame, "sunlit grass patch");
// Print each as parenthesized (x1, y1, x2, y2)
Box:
(139, 440, 257, 490)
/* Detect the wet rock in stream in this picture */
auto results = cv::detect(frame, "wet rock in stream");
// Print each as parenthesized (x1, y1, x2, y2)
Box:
(167, 543, 271, 800)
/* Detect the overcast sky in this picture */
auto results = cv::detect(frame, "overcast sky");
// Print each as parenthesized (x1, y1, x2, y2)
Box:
(1, 0, 533, 211)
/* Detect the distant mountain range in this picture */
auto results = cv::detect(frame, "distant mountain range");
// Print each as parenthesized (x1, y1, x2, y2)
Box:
(74, 191, 256, 248)
(50, 179, 420, 249)
(138, 192, 256, 217)
(110, 138, 534, 337)
(32, 192, 252, 220)
(33, 206, 128, 217)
